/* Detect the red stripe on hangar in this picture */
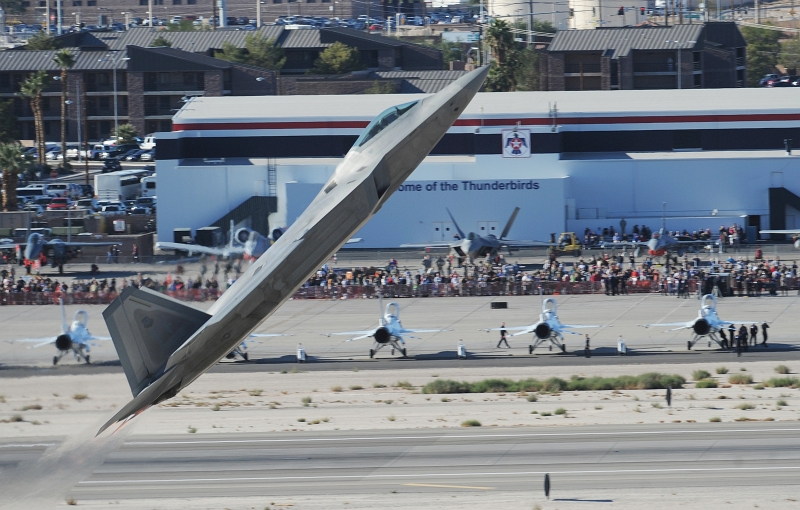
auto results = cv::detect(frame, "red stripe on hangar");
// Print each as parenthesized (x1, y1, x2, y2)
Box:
(173, 113, 800, 131)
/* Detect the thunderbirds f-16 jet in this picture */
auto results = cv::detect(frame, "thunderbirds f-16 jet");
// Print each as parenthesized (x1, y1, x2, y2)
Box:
(402, 207, 552, 261)
(0, 232, 120, 271)
(639, 294, 765, 350)
(98, 66, 490, 435)
(225, 332, 293, 361)
(328, 298, 447, 358)
(485, 297, 603, 353)
(7, 299, 110, 364)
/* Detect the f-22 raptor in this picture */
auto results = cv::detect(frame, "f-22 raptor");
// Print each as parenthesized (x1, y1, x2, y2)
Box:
(98, 66, 490, 435)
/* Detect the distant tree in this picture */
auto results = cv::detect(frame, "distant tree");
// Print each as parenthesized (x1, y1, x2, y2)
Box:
(0, 100, 18, 143)
(485, 19, 520, 91)
(779, 38, 800, 74)
(0, 143, 29, 211)
(438, 41, 462, 69)
(165, 20, 196, 31)
(25, 31, 59, 50)
(215, 34, 286, 71)
(19, 70, 50, 165)
(364, 80, 397, 94)
(741, 25, 781, 87)
(514, 47, 540, 91)
(53, 49, 76, 169)
(0, 0, 27, 15)
(150, 35, 173, 47)
(311, 41, 364, 74)
(112, 123, 138, 144)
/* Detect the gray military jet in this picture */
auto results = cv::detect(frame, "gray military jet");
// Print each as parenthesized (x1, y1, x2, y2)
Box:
(402, 207, 551, 261)
(759, 229, 800, 248)
(0, 232, 120, 272)
(98, 66, 490, 435)
(602, 229, 716, 260)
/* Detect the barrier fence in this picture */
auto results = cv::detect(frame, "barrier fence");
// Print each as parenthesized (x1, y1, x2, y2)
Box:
(2, 277, 796, 305)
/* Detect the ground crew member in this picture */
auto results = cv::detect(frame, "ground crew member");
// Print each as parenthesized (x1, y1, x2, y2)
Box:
(762, 322, 770, 347)
(497, 322, 509, 348)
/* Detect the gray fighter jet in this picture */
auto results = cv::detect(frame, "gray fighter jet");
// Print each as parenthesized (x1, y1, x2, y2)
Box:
(0, 232, 120, 270)
(759, 229, 800, 248)
(98, 66, 490, 435)
(601, 229, 716, 259)
(402, 207, 551, 261)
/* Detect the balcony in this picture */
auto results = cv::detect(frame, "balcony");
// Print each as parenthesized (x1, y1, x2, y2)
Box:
(633, 63, 676, 73)
(564, 63, 601, 74)
(86, 83, 127, 93)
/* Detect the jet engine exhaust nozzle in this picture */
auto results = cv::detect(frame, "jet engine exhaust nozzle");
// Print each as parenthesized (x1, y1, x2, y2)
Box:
(534, 323, 552, 339)
(55, 334, 72, 351)
(693, 319, 711, 336)
(374, 327, 391, 344)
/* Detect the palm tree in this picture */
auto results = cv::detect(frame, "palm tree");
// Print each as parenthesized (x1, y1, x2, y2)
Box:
(0, 143, 29, 211)
(54, 50, 76, 169)
(19, 70, 50, 166)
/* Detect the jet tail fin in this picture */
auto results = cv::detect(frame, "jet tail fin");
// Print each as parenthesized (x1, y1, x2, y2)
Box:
(500, 207, 520, 240)
(103, 287, 211, 397)
(445, 208, 466, 239)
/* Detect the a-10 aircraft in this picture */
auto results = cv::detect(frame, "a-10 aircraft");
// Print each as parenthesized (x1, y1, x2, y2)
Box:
(7, 299, 110, 364)
(226, 332, 293, 361)
(157, 221, 362, 259)
(402, 207, 552, 261)
(759, 229, 800, 248)
(97, 66, 490, 435)
(640, 294, 765, 350)
(328, 298, 448, 358)
(485, 297, 603, 353)
(0, 232, 120, 272)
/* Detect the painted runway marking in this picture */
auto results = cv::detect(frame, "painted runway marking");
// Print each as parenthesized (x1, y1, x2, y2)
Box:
(403, 483, 494, 490)
(78, 465, 800, 485)
(125, 427, 800, 446)
(0, 443, 55, 448)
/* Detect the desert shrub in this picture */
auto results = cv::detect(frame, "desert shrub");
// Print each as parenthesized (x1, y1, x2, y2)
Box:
(728, 374, 753, 385)
(693, 370, 711, 381)
(696, 379, 718, 389)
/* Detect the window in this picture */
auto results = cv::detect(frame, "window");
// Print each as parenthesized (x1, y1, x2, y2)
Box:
(99, 96, 110, 108)
(87, 0, 95, 6)
(139, 0, 147, 4)
(273, 0, 282, 3)
(38, 1, 45, 6)
(354, 101, 418, 147)
(187, 0, 196, 4)
(72, 0, 81, 5)
(172, 0, 181, 4)
(21, 1, 30, 6)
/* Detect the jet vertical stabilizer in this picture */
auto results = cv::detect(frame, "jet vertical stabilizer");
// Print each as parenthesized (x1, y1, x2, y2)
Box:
(103, 287, 211, 397)
(98, 65, 490, 435)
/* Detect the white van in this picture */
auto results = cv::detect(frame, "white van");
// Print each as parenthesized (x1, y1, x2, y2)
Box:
(141, 134, 156, 150)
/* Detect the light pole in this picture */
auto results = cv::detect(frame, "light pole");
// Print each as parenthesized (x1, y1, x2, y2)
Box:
(98, 53, 130, 142)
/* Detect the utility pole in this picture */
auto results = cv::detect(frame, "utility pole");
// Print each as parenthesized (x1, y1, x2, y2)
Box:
(755, 0, 759, 23)
(528, 0, 533, 47)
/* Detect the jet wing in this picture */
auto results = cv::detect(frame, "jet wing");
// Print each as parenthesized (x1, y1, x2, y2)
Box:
(484, 326, 533, 332)
(399, 328, 449, 334)
(760, 230, 800, 234)
(249, 333, 292, 338)
(6, 337, 56, 348)
(51, 241, 121, 247)
(156, 242, 245, 257)
(562, 324, 604, 329)
(501, 240, 558, 248)
(639, 322, 691, 330)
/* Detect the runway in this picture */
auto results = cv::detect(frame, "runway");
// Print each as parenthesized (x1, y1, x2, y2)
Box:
(4, 423, 797, 502)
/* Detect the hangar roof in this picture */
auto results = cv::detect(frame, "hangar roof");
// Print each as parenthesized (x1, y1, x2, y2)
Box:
(172, 87, 800, 129)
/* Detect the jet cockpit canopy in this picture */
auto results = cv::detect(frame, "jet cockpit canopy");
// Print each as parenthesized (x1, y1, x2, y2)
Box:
(354, 101, 419, 148)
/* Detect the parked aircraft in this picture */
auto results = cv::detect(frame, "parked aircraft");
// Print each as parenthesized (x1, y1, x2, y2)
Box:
(401, 207, 552, 261)
(601, 229, 716, 259)
(485, 297, 603, 353)
(97, 66, 490, 435)
(328, 298, 447, 358)
(0, 233, 120, 270)
(640, 294, 765, 350)
(759, 229, 800, 248)
(157, 222, 361, 259)
(225, 333, 293, 361)
(7, 299, 110, 364)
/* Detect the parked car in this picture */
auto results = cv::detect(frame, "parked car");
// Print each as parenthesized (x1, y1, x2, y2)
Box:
(78, 184, 94, 197)
(140, 149, 156, 162)
(22, 203, 45, 215)
(47, 197, 73, 210)
(124, 149, 148, 161)
(100, 203, 127, 215)
(101, 144, 140, 159)
(74, 198, 101, 212)
(129, 206, 153, 215)
(102, 158, 123, 172)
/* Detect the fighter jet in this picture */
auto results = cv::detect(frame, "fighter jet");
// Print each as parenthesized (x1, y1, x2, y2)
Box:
(7, 298, 110, 364)
(484, 297, 603, 353)
(639, 294, 765, 350)
(225, 333, 293, 362)
(401, 207, 552, 261)
(157, 221, 274, 259)
(602, 229, 716, 259)
(98, 66, 490, 435)
(328, 298, 447, 358)
(759, 229, 800, 248)
(0, 232, 120, 271)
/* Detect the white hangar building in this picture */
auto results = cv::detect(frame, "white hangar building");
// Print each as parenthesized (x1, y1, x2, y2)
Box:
(157, 88, 800, 247)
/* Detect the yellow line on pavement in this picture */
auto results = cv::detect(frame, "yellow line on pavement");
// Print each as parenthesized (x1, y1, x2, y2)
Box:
(402, 483, 494, 490)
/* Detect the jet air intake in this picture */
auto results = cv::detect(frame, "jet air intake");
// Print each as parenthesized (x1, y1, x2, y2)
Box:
(374, 327, 391, 344)
(795, 239, 800, 249)
(55, 334, 72, 351)
(534, 323, 552, 339)
(692, 319, 711, 336)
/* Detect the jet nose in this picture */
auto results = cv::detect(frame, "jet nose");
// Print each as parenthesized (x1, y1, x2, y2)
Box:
(647, 239, 659, 251)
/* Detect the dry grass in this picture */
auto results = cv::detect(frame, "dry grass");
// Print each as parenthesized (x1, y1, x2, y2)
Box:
(716, 367, 729, 374)
(728, 374, 753, 385)
(461, 419, 481, 427)
(72, 393, 88, 401)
